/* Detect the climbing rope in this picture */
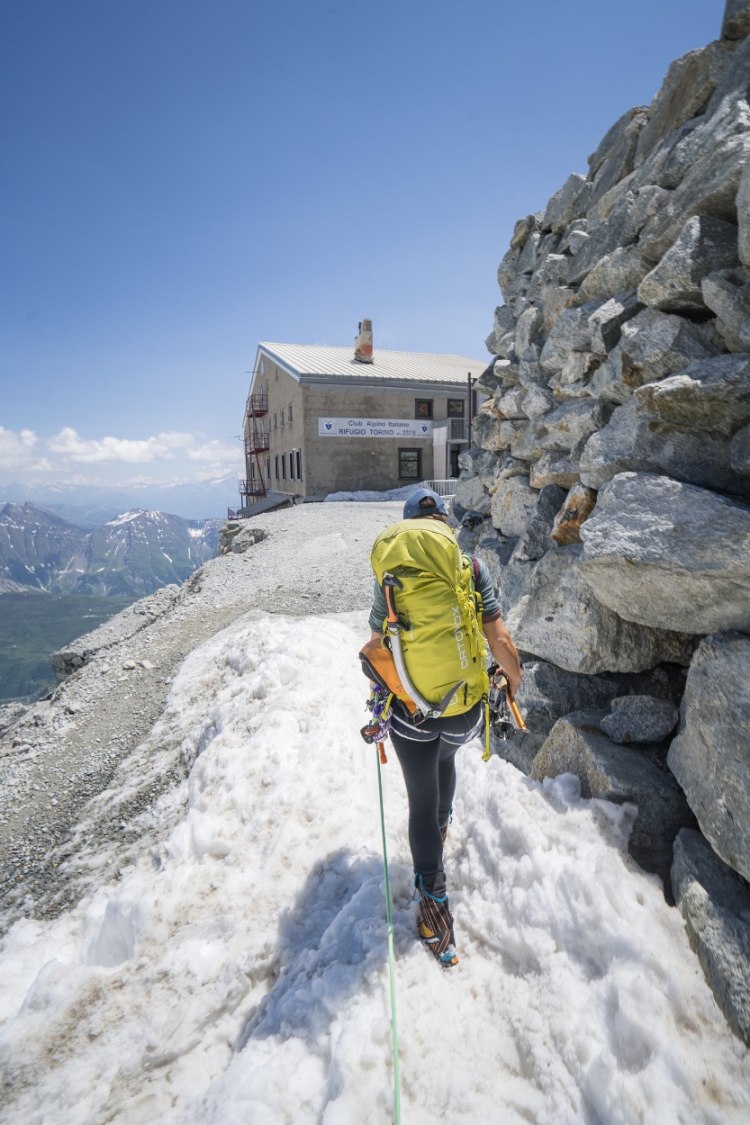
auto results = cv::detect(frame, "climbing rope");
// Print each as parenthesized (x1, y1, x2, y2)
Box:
(376, 747, 402, 1125)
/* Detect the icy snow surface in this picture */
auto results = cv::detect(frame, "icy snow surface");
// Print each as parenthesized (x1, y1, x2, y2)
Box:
(0, 612, 748, 1123)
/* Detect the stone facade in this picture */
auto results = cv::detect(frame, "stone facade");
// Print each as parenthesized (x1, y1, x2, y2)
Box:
(462, 0, 750, 1043)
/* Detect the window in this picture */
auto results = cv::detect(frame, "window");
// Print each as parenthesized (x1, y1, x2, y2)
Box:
(415, 398, 433, 419)
(447, 398, 465, 417)
(399, 448, 422, 480)
(281, 453, 286, 480)
(266, 457, 271, 480)
(288, 403, 293, 422)
(295, 449, 302, 480)
(273, 413, 278, 430)
(289, 451, 295, 480)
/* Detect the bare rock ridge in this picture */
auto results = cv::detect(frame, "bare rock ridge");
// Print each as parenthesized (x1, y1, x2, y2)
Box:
(456, 0, 750, 1043)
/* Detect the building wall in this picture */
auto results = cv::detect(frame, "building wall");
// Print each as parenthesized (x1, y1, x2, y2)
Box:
(301, 382, 466, 497)
(245, 354, 469, 499)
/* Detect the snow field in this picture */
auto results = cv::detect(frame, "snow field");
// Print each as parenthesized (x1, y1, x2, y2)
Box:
(0, 611, 748, 1123)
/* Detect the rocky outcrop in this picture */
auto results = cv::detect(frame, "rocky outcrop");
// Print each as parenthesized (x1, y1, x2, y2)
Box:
(463, 0, 750, 1042)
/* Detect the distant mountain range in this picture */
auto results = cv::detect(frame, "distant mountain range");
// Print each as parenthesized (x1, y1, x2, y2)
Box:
(0, 474, 241, 521)
(0, 502, 221, 598)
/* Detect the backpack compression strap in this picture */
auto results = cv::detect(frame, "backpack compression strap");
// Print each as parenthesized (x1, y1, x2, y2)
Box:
(382, 573, 466, 721)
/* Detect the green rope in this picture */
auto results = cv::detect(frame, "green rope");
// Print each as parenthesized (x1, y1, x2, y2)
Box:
(376, 748, 402, 1124)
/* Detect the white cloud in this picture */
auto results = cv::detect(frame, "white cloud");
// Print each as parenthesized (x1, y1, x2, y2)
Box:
(0, 426, 242, 487)
(0, 426, 39, 469)
(47, 427, 199, 464)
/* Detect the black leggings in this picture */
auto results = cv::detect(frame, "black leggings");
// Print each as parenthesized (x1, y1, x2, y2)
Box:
(389, 730, 460, 885)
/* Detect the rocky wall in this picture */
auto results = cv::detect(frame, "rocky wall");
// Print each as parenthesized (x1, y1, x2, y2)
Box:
(458, 0, 750, 1042)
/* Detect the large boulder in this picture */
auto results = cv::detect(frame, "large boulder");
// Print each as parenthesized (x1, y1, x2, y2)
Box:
(600, 695, 679, 744)
(531, 711, 694, 888)
(506, 545, 694, 674)
(580, 354, 750, 497)
(639, 129, 750, 262)
(668, 631, 750, 884)
(637, 215, 740, 313)
(672, 828, 750, 1046)
(635, 41, 736, 165)
(587, 308, 719, 404)
(516, 659, 686, 740)
(490, 475, 539, 537)
(580, 473, 750, 633)
(701, 269, 750, 352)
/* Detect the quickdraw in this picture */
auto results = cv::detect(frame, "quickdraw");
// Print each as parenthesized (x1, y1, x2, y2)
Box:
(361, 684, 394, 763)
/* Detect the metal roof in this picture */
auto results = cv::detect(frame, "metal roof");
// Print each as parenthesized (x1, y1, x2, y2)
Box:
(258, 342, 486, 385)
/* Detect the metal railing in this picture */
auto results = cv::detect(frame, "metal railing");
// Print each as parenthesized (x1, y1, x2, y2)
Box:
(422, 479, 458, 497)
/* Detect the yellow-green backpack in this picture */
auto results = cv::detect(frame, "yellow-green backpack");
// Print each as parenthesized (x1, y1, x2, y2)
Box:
(370, 518, 489, 718)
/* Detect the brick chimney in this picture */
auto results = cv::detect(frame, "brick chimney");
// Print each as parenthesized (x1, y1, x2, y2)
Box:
(353, 318, 374, 363)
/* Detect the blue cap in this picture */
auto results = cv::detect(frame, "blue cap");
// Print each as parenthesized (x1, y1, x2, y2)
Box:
(403, 487, 448, 520)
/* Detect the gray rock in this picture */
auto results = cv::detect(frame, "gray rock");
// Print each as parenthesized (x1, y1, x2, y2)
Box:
(647, 94, 750, 195)
(581, 354, 750, 497)
(541, 286, 578, 334)
(511, 484, 567, 562)
(516, 659, 686, 738)
(510, 213, 542, 252)
(668, 631, 750, 883)
(637, 215, 740, 313)
(635, 42, 736, 166)
(589, 109, 649, 204)
(514, 305, 544, 356)
(486, 305, 517, 354)
(701, 269, 750, 352)
(738, 159, 750, 267)
(528, 254, 570, 296)
(587, 308, 720, 403)
(672, 828, 750, 1046)
(731, 424, 750, 474)
(529, 452, 581, 490)
(496, 384, 527, 419)
(722, 0, 750, 38)
(600, 695, 679, 744)
(498, 246, 521, 300)
(531, 710, 694, 888)
(543, 173, 592, 234)
(639, 130, 750, 263)
(492, 730, 546, 776)
(521, 384, 554, 420)
(568, 198, 636, 286)
(539, 299, 606, 372)
(533, 398, 610, 454)
(454, 474, 492, 515)
(579, 247, 650, 302)
(559, 223, 589, 255)
(490, 475, 539, 538)
(550, 355, 603, 402)
(706, 31, 750, 115)
(506, 545, 694, 675)
(580, 472, 750, 634)
(588, 291, 643, 355)
(518, 230, 542, 275)
(588, 107, 647, 180)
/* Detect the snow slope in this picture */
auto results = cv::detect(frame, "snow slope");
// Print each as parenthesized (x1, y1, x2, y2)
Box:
(0, 611, 747, 1123)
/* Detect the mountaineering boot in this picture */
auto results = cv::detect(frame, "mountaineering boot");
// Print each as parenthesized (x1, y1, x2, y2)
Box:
(415, 874, 459, 967)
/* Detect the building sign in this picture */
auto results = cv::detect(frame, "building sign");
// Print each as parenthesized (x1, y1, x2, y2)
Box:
(317, 417, 434, 439)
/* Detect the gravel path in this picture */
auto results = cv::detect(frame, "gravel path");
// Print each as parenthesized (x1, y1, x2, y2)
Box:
(0, 501, 401, 933)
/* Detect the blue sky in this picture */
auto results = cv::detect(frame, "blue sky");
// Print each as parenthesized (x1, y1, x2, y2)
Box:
(1, 0, 720, 490)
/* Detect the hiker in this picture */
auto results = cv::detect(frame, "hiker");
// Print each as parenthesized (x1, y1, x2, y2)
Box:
(366, 487, 522, 966)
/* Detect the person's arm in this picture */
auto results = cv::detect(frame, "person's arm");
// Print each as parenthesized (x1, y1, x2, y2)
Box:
(482, 616, 522, 696)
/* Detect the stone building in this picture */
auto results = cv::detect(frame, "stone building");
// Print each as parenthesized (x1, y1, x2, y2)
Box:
(240, 323, 484, 508)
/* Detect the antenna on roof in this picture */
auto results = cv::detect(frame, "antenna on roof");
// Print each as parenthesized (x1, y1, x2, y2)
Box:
(354, 318, 374, 364)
